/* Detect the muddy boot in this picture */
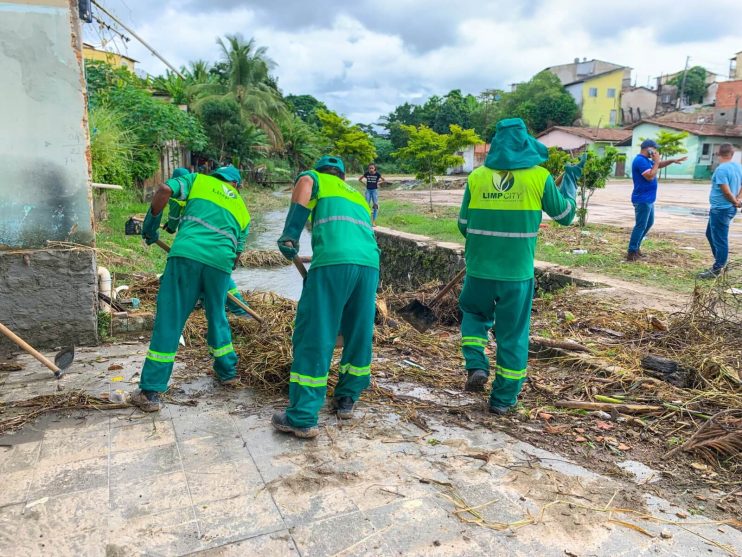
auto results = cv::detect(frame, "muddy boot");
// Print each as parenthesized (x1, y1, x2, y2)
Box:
(219, 377, 243, 389)
(332, 396, 355, 419)
(129, 389, 162, 412)
(271, 411, 319, 439)
(488, 403, 515, 416)
(626, 251, 640, 262)
(637, 249, 647, 258)
(465, 369, 488, 392)
(697, 268, 721, 280)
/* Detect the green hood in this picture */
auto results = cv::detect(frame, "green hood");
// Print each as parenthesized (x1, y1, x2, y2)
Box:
(484, 118, 548, 170)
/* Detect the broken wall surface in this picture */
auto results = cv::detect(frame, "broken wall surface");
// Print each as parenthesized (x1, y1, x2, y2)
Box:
(0, 0, 97, 349)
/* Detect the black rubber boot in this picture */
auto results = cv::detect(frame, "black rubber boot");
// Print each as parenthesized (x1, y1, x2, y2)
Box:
(271, 411, 319, 439)
(488, 403, 515, 416)
(332, 396, 355, 419)
(464, 369, 488, 392)
(129, 389, 162, 412)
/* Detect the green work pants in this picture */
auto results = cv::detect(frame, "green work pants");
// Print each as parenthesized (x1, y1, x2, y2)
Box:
(286, 264, 379, 428)
(459, 275, 534, 407)
(140, 257, 238, 392)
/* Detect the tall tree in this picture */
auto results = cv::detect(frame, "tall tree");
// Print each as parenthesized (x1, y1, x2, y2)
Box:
(497, 72, 578, 133)
(316, 109, 376, 171)
(192, 34, 287, 149)
(285, 94, 328, 128)
(669, 66, 708, 105)
(393, 124, 481, 211)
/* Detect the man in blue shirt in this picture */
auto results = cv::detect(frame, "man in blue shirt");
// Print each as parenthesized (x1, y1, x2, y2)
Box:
(698, 143, 742, 279)
(627, 139, 687, 261)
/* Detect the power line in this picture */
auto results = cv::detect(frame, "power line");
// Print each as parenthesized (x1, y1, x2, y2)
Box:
(91, 0, 184, 78)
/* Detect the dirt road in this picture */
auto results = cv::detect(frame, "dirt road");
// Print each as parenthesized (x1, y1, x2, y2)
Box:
(391, 179, 742, 248)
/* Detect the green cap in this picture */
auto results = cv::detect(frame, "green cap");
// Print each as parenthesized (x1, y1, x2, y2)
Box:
(314, 155, 345, 174)
(211, 165, 241, 184)
(171, 167, 189, 179)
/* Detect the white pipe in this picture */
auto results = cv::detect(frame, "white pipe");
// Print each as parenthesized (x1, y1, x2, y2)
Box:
(98, 266, 112, 301)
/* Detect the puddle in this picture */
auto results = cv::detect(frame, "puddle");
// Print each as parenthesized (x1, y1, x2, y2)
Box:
(658, 205, 709, 218)
(233, 208, 311, 301)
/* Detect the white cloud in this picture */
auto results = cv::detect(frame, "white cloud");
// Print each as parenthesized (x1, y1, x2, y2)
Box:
(85, 0, 741, 123)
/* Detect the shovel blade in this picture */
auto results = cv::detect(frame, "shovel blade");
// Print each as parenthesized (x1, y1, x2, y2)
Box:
(54, 346, 75, 371)
(398, 299, 437, 333)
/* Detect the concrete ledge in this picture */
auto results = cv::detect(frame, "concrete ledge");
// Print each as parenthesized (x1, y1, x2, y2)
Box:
(375, 227, 601, 291)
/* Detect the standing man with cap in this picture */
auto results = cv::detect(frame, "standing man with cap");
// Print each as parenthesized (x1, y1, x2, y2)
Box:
(626, 139, 686, 261)
(359, 163, 386, 226)
(272, 155, 380, 438)
(458, 118, 584, 414)
(164, 167, 250, 316)
(130, 165, 250, 412)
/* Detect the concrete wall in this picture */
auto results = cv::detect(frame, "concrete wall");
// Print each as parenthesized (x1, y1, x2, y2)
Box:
(375, 227, 597, 293)
(0, 0, 98, 349)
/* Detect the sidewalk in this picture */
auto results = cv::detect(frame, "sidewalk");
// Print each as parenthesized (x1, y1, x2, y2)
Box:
(1, 344, 740, 556)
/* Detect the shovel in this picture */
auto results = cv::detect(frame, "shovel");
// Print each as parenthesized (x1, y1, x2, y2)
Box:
(0, 322, 74, 379)
(124, 217, 263, 324)
(398, 267, 466, 333)
(290, 255, 344, 348)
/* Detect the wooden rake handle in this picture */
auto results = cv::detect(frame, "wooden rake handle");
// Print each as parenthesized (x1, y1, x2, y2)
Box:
(428, 267, 467, 308)
(154, 240, 263, 323)
(0, 322, 60, 375)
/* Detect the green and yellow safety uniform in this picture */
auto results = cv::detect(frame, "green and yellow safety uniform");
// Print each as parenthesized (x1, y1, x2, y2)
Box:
(458, 118, 576, 408)
(165, 197, 249, 315)
(285, 169, 380, 428)
(140, 172, 250, 392)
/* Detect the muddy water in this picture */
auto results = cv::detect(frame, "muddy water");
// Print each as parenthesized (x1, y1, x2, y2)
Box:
(231, 208, 311, 300)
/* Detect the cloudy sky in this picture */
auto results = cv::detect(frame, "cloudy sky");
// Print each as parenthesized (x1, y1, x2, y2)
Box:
(85, 0, 741, 124)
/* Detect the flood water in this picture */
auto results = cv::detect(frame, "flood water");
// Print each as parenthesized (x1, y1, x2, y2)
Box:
(231, 207, 311, 301)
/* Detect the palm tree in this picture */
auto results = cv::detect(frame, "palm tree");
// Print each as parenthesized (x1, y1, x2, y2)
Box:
(192, 34, 286, 150)
(280, 115, 321, 172)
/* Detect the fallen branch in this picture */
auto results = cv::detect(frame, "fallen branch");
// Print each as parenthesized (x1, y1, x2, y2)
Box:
(555, 400, 663, 415)
(530, 336, 591, 353)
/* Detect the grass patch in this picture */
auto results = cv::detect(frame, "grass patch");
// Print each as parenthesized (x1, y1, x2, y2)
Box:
(373, 200, 731, 293)
(96, 185, 287, 276)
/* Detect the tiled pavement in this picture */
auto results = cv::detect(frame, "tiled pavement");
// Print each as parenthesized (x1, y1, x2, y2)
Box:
(1, 344, 740, 556)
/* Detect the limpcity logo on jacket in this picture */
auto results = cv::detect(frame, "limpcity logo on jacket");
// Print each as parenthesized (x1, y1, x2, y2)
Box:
(221, 185, 237, 199)
(492, 171, 515, 192)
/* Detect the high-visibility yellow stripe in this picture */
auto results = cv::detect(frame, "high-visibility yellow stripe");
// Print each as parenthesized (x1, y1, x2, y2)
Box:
(339, 363, 371, 377)
(289, 372, 329, 387)
(461, 336, 488, 346)
(227, 287, 239, 295)
(496, 365, 527, 380)
(209, 343, 234, 358)
(146, 350, 176, 363)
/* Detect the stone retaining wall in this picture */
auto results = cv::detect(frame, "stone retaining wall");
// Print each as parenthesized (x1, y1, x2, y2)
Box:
(374, 227, 598, 291)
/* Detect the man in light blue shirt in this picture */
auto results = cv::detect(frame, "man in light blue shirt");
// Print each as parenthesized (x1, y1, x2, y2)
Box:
(698, 143, 742, 279)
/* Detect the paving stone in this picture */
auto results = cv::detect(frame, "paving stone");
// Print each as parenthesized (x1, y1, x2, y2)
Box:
(110, 471, 192, 519)
(110, 419, 176, 453)
(0, 467, 33, 506)
(110, 442, 181, 484)
(365, 497, 488, 557)
(196, 491, 286, 549)
(108, 506, 201, 556)
(172, 409, 240, 441)
(37, 423, 110, 466)
(0, 440, 40, 474)
(186, 458, 264, 504)
(194, 530, 298, 556)
(270, 483, 361, 528)
(28, 455, 108, 500)
(179, 434, 253, 472)
(289, 510, 384, 557)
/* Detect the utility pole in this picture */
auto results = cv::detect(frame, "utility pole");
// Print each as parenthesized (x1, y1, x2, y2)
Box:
(91, 0, 185, 79)
(677, 56, 690, 109)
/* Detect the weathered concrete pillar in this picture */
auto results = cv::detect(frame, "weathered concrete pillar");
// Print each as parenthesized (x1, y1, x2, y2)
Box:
(0, 0, 98, 349)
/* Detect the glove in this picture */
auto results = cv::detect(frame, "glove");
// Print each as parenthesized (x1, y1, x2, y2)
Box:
(163, 219, 178, 234)
(559, 153, 587, 200)
(277, 203, 311, 261)
(141, 208, 162, 246)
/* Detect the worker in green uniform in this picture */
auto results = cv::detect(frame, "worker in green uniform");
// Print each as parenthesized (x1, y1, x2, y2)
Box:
(164, 168, 249, 316)
(272, 155, 380, 438)
(458, 118, 584, 414)
(129, 165, 250, 412)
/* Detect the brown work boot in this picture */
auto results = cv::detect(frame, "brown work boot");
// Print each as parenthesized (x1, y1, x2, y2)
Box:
(626, 251, 640, 262)
(271, 411, 319, 439)
(129, 389, 162, 412)
(219, 377, 243, 389)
